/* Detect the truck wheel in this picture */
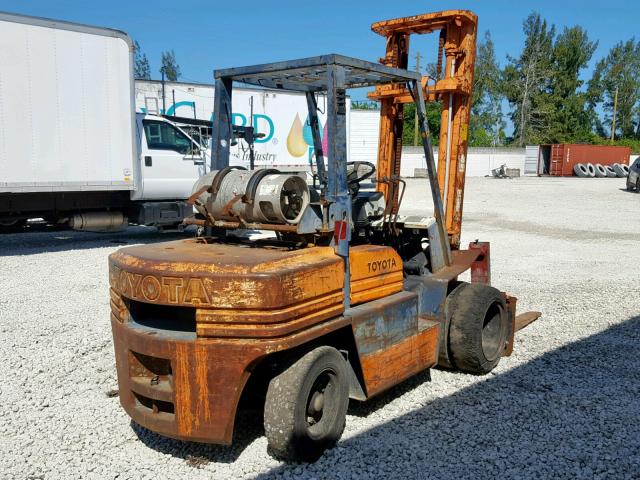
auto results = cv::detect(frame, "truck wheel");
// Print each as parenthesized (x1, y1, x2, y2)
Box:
(264, 346, 349, 462)
(0, 219, 26, 233)
(447, 283, 508, 374)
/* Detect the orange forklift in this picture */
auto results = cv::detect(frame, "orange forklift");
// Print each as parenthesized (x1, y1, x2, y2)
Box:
(108, 10, 540, 461)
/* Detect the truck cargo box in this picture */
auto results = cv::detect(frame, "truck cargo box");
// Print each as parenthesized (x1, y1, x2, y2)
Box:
(0, 12, 136, 193)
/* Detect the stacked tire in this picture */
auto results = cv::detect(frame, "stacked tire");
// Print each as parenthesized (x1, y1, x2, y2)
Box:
(573, 163, 592, 177)
(594, 164, 607, 177)
(605, 165, 617, 177)
(613, 163, 630, 177)
(573, 162, 629, 178)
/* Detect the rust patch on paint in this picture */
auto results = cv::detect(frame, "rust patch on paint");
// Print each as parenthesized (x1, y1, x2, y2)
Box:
(360, 325, 439, 397)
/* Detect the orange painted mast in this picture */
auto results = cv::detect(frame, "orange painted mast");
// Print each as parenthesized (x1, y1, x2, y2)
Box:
(369, 10, 478, 249)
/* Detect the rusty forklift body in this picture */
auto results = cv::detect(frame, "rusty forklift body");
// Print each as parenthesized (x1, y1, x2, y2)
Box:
(109, 11, 539, 460)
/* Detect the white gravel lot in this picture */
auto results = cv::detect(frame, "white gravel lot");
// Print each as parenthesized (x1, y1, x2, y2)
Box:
(1, 176, 639, 479)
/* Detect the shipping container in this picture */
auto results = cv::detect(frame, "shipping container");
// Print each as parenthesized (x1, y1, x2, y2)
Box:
(537, 144, 631, 176)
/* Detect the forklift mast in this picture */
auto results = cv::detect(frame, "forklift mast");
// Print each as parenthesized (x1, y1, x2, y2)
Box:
(369, 10, 478, 249)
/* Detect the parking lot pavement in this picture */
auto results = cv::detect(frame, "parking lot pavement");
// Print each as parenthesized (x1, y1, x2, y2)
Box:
(0, 177, 638, 479)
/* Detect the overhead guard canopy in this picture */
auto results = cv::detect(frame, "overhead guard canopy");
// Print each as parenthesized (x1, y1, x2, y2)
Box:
(214, 54, 421, 92)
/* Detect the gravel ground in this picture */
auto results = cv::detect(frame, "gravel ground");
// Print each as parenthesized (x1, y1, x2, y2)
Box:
(1, 177, 639, 479)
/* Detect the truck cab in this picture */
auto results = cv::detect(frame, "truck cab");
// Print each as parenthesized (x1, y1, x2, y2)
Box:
(134, 113, 209, 201)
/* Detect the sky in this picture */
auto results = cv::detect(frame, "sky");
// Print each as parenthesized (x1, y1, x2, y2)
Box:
(1, 0, 638, 102)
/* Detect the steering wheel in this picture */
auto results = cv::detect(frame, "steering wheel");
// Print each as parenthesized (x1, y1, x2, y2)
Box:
(347, 161, 376, 196)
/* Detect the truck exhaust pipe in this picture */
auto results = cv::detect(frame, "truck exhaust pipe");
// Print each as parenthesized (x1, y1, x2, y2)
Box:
(69, 212, 128, 232)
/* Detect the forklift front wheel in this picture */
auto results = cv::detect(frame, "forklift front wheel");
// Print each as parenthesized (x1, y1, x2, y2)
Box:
(264, 346, 349, 462)
(447, 283, 508, 374)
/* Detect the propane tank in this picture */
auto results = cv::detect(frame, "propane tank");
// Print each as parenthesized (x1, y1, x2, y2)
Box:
(192, 169, 310, 225)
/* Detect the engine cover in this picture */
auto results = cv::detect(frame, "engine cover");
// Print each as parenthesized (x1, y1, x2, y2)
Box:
(108, 239, 403, 338)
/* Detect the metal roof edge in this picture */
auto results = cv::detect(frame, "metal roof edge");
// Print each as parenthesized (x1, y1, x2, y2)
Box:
(0, 11, 133, 50)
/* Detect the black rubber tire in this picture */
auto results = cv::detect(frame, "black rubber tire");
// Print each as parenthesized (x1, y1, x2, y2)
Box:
(627, 177, 634, 191)
(613, 163, 627, 178)
(446, 282, 508, 374)
(573, 163, 589, 178)
(264, 346, 349, 462)
(636, 177, 640, 193)
(594, 163, 607, 177)
(585, 163, 596, 177)
(605, 165, 617, 178)
(0, 219, 27, 233)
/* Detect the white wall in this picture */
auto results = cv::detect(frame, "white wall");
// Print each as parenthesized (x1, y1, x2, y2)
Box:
(348, 110, 529, 177)
(400, 147, 526, 177)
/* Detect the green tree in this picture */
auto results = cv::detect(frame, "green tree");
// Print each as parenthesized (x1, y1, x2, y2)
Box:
(160, 50, 181, 81)
(401, 102, 441, 146)
(585, 63, 607, 137)
(470, 31, 505, 146)
(503, 12, 556, 146)
(401, 61, 441, 146)
(588, 39, 640, 139)
(133, 41, 151, 80)
(351, 101, 379, 110)
(547, 26, 597, 142)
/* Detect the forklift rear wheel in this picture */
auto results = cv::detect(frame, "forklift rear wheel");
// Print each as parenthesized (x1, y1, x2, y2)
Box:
(264, 346, 349, 462)
(447, 283, 508, 374)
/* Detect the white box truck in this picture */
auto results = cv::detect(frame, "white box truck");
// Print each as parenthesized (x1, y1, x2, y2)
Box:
(134, 79, 349, 170)
(0, 12, 208, 231)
